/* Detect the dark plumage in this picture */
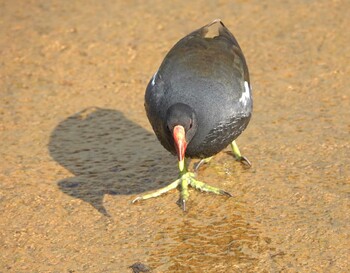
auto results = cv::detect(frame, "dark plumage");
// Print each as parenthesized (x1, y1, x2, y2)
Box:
(145, 19, 252, 159)
(134, 19, 253, 210)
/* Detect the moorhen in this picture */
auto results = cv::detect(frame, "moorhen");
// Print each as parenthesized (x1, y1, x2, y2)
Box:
(133, 19, 252, 210)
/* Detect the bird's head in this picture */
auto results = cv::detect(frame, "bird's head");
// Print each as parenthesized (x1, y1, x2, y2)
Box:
(166, 103, 197, 171)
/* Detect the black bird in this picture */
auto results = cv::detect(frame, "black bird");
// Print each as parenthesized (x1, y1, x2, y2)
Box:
(133, 19, 252, 210)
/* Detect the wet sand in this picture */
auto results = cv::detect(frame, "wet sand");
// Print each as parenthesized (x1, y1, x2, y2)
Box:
(1, 0, 349, 272)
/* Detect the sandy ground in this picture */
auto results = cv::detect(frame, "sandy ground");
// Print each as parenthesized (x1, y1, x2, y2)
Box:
(1, 0, 349, 272)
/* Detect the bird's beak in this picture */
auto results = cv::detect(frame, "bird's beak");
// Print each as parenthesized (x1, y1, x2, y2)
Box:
(173, 125, 187, 172)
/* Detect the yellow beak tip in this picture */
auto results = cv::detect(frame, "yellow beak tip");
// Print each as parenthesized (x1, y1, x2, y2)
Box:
(178, 160, 185, 172)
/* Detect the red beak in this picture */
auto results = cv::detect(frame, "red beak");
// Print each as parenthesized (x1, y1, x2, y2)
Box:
(173, 125, 187, 171)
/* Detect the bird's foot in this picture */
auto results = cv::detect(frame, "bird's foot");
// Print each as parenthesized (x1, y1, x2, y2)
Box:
(231, 140, 252, 168)
(132, 171, 232, 211)
(179, 172, 232, 210)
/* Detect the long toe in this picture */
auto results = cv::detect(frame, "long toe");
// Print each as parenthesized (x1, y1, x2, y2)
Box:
(188, 174, 230, 196)
(132, 178, 181, 203)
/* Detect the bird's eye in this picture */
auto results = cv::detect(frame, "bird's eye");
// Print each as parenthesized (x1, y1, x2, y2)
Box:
(189, 121, 193, 129)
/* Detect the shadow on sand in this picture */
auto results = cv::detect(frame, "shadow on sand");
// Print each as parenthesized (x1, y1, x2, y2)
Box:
(49, 107, 177, 216)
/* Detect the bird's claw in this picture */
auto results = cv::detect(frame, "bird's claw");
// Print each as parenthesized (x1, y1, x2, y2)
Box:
(238, 156, 252, 168)
(220, 190, 233, 197)
(181, 199, 186, 211)
(132, 196, 143, 203)
(194, 157, 213, 172)
(194, 161, 204, 172)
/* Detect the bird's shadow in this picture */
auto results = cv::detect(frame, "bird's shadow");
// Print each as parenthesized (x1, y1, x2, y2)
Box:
(48, 107, 177, 216)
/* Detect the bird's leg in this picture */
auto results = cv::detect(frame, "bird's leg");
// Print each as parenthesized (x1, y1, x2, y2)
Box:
(195, 141, 251, 172)
(230, 140, 251, 167)
(132, 159, 231, 210)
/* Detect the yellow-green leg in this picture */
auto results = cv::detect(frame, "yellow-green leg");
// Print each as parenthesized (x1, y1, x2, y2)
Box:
(231, 140, 251, 167)
(194, 141, 251, 172)
(132, 159, 231, 211)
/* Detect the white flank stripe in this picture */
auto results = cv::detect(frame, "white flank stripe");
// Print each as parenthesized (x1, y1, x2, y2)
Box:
(151, 71, 158, 86)
(239, 81, 250, 105)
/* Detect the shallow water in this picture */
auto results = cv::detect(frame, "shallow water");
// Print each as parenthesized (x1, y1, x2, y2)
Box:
(1, 0, 349, 272)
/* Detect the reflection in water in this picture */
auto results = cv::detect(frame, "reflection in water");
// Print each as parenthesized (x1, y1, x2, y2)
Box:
(147, 199, 272, 272)
(49, 107, 177, 215)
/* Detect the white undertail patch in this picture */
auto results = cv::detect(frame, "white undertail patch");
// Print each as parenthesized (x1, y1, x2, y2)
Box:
(239, 81, 251, 106)
(203, 19, 222, 38)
